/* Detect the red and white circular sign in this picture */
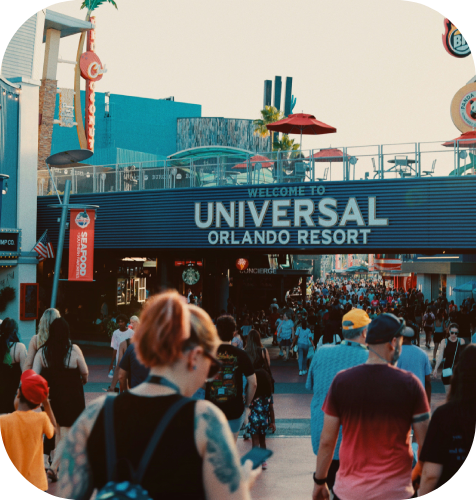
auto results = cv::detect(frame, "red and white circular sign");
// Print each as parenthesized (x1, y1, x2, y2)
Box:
(80, 51, 105, 82)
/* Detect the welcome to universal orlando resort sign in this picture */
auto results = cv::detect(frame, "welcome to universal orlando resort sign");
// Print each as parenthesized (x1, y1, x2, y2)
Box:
(195, 184, 388, 247)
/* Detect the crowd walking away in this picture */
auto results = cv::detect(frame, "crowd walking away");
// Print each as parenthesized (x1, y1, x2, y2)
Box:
(0, 278, 475, 499)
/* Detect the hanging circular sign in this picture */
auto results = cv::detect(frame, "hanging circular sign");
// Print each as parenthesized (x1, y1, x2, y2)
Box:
(236, 258, 249, 271)
(442, 19, 471, 58)
(451, 83, 476, 133)
(182, 267, 200, 285)
(80, 51, 106, 82)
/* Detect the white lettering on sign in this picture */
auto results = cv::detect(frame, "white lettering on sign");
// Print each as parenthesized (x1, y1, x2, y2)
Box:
(195, 194, 389, 246)
(87, 61, 107, 79)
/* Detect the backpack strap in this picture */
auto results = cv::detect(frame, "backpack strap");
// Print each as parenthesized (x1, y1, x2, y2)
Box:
(134, 397, 192, 484)
(104, 395, 192, 485)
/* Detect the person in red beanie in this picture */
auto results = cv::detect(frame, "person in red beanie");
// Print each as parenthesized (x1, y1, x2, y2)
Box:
(0, 370, 57, 490)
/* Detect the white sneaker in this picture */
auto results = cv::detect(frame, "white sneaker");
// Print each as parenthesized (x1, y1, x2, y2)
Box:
(303, 370, 308, 375)
(108, 369, 114, 378)
(299, 370, 303, 376)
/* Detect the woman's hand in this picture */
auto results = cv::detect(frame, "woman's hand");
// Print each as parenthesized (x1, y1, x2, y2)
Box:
(269, 422, 276, 433)
(241, 459, 261, 490)
(432, 368, 438, 379)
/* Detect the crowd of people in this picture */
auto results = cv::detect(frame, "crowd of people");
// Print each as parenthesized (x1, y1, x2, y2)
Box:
(0, 277, 474, 499)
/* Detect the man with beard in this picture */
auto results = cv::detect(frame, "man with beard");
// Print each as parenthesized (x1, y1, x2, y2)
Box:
(312, 314, 430, 500)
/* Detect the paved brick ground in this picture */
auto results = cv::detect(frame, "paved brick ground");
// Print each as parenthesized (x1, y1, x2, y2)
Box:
(48, 333, 447, 498)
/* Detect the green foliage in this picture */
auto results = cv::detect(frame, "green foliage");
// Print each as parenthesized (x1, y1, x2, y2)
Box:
(273, 134, 299, 152)
(105, 319, 117, 338)
(81, 0, 118, 12)
(253, 106, 283, 138)
(0, 286, 15, 313)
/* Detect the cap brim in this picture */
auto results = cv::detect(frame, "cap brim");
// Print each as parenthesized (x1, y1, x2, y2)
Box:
(400, 326, 415, 338)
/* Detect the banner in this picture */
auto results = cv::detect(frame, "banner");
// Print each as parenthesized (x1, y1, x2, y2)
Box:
(69, 209, 95, 281)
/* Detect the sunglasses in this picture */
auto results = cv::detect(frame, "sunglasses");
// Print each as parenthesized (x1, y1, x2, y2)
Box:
(202, 350, 223, 381)
(449, 331, 459, 335)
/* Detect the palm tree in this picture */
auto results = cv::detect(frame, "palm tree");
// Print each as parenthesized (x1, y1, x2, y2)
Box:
(80, 0, 118, 14)
(74, 1, 118, 149)
(273, 134, 299, 153)
(253, 106, 283, 152)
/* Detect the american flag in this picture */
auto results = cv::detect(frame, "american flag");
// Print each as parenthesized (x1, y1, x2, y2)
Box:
(34, 231, 55, 261)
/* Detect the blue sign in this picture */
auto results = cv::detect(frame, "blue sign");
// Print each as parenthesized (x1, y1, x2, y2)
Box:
(37, 177, 476, 252)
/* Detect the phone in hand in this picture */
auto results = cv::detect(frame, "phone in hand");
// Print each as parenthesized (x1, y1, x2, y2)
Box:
(240, 447, 273, 470)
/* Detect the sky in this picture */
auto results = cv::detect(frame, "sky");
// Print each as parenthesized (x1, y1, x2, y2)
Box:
(1, 0, 476, 159)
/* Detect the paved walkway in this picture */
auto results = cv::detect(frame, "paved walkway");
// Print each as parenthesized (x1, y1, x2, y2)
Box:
(48, 333, 447, 499)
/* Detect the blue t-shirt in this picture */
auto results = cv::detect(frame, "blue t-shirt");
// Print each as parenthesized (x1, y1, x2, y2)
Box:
(278, 319, 294, 340)
(296, 327, 313, 346)
(396, 344, 432, 388)
(119, 343, 150, 388)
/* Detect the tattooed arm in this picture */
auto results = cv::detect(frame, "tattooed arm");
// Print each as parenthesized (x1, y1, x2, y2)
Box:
(56, 395, 107, 500)
(195, 400, 252, 500)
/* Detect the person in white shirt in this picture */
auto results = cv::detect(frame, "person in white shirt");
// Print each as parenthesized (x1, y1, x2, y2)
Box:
(108, 314, 134, 378)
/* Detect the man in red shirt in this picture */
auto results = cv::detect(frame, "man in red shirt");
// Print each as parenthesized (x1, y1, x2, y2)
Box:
(312, 314, 430, 500)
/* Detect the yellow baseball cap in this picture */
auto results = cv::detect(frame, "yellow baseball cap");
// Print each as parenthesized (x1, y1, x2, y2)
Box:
(342, 309, 371, 330)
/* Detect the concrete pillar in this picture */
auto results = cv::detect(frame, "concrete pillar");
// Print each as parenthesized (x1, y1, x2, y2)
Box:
(38, 28, 61, 170)
(0, 78, 40, 346)
(417, 274, 431, 303)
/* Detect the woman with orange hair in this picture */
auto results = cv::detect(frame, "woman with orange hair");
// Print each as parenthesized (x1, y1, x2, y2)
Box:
(56, 290, 258, 500)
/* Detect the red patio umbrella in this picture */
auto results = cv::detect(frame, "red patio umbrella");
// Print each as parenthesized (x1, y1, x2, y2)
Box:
(266, 113, 336, 149)
(307, 148, 349, 161)
(305, 148, 349, 181)
(232, 154, 274, 170)
(442, 131, 476, 148)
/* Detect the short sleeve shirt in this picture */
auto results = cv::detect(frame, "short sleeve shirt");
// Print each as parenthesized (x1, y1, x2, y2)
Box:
(296, 327, 313, 346)
(397, 344, 432, 388)
(0, 411, 55, 491)
(119, 343, 150, 388)
(111, 329, 134, 362)
(205, 344, 255, 420)
(278, 320, 294, 340)
(419, 401, 475, 488)
(323, 364, 430, 500)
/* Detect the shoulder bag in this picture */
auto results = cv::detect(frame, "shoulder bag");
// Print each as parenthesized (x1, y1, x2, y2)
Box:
(442, 339, 460, 379)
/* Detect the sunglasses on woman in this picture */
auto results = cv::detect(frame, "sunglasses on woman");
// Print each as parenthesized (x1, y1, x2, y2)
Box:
(201, 350, 223, 381)
(449, 330, 459, 335)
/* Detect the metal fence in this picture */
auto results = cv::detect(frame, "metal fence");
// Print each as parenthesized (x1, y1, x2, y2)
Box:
(38, 139, 476, 196)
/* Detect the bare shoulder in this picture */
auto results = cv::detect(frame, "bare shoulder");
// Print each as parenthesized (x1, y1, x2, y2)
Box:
(29, 335, 38, 349)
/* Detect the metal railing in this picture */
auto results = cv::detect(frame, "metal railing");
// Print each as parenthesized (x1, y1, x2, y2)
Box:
(37, 139, 476, 196)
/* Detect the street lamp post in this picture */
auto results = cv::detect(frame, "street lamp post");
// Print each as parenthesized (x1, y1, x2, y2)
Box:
(45, 150, 98, 309)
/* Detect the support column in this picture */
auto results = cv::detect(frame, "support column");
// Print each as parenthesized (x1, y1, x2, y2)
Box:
(38, 28, 61, 170)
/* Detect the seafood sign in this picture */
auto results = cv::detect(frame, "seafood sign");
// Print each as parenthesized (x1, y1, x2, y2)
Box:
(442, 18, 476, 57)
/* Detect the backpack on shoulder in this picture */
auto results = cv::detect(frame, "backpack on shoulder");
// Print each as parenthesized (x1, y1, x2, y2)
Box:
(96, 395, 191, 500)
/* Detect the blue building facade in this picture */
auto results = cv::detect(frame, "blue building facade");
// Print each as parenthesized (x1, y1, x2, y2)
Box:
(51, 91, 202, 164)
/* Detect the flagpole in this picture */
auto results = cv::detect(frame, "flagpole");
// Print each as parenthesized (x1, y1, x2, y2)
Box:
(31, 229, 48, 253)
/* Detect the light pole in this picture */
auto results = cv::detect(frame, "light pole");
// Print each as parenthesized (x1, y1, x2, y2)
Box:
(0, 174, 9, 227)
(45, 150, 98, 309)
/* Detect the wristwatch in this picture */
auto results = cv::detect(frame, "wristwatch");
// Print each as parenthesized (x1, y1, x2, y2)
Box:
(313, 473, 327, 485)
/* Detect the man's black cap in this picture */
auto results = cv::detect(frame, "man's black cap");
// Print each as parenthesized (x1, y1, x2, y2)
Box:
(366, 313, 414, 345)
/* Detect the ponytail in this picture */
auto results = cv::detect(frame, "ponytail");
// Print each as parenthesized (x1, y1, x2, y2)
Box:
(134, 290, 190, 367)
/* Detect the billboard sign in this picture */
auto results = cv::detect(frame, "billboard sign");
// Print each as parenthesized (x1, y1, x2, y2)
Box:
(68, 209, 95, 281)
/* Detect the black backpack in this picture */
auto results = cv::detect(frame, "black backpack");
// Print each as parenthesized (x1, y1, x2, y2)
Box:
(96, 395, 191, 500)
(425, 313, 434, 326)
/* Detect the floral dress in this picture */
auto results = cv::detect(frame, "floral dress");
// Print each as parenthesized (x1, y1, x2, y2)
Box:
(246, 396, 272, 435)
